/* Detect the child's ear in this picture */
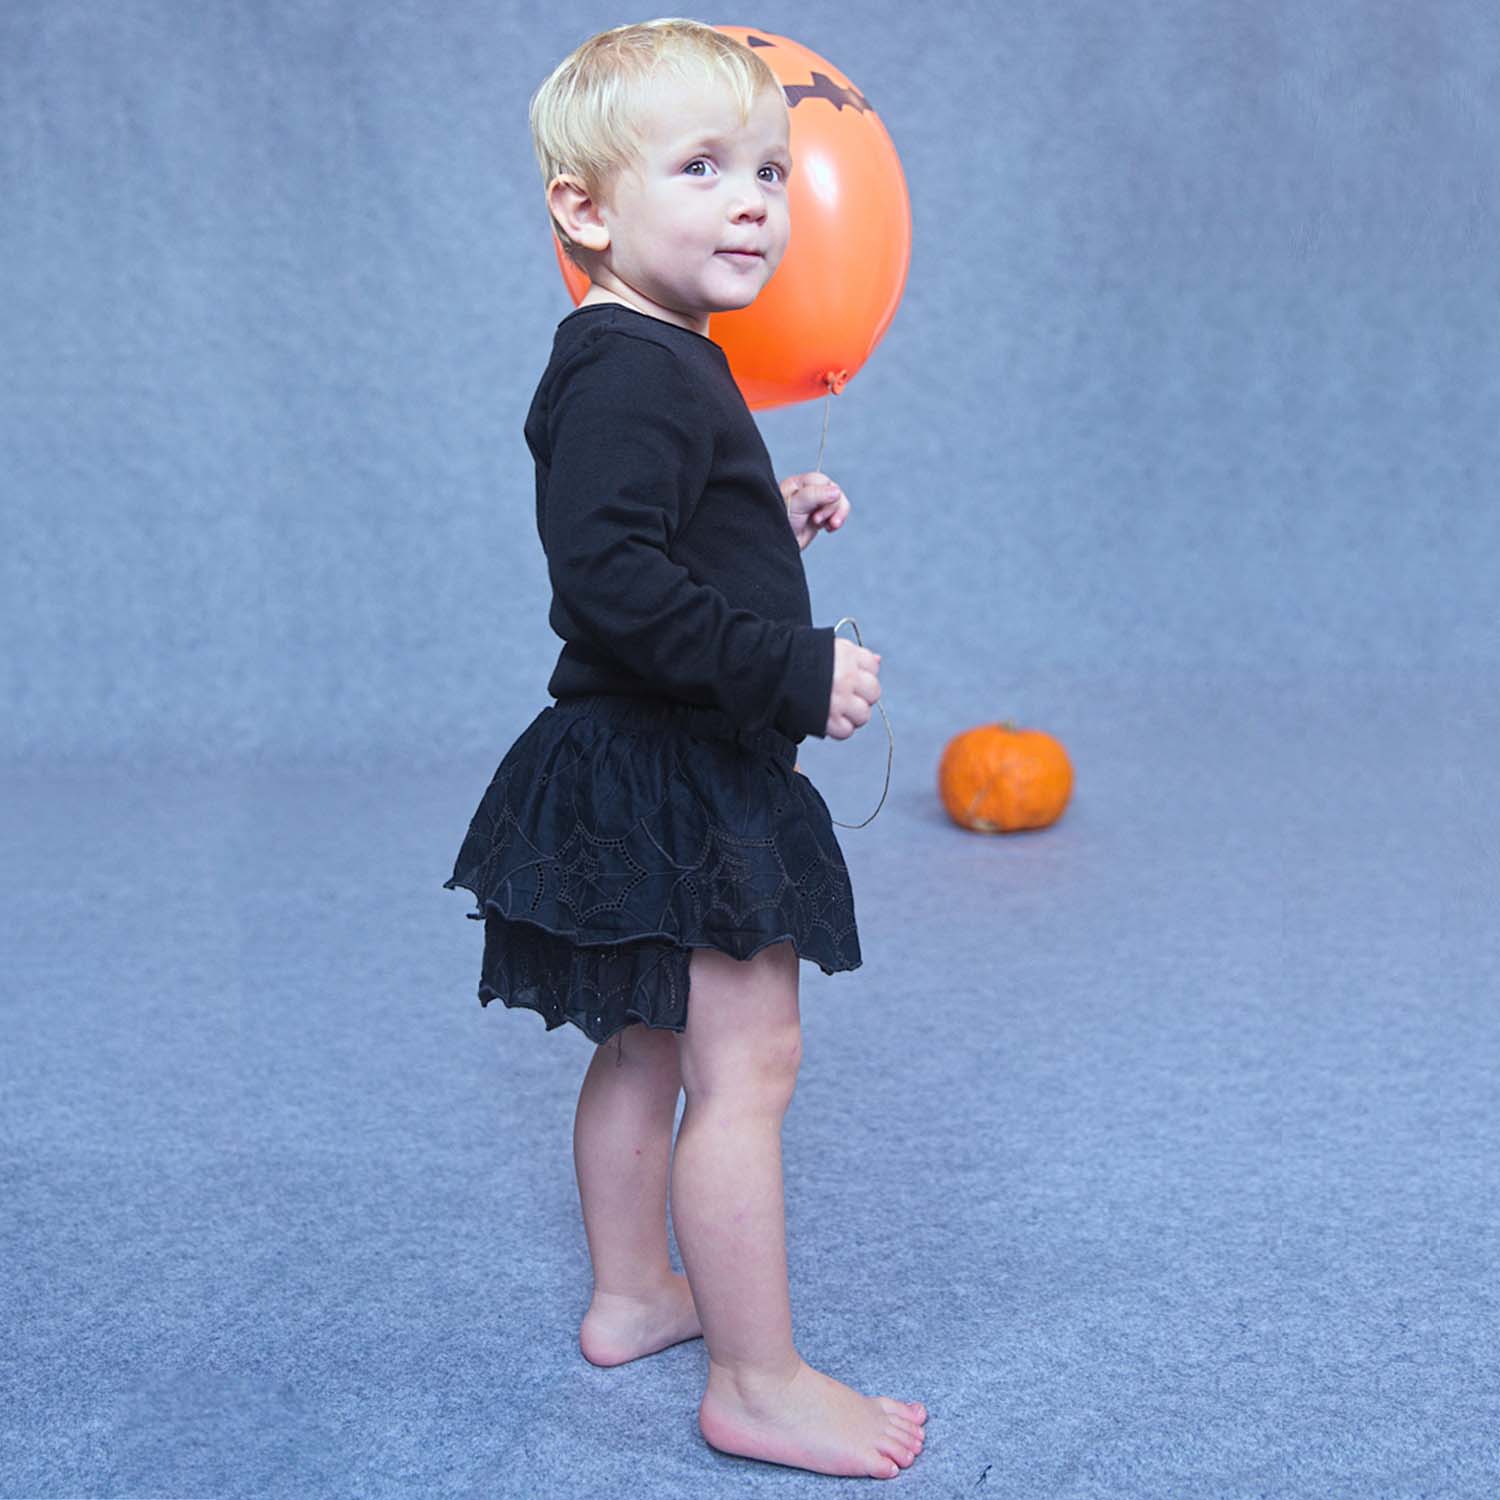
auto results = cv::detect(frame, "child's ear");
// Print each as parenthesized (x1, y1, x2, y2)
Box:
(547, 175, 611, 255)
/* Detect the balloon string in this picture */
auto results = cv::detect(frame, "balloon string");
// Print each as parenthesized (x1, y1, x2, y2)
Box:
(812, 382, 892, 829)
(814, 382, 832, 476)
(829, 616, 893, 828)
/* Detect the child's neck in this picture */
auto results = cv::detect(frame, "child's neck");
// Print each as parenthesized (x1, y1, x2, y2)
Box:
(577, 283, 709, 339)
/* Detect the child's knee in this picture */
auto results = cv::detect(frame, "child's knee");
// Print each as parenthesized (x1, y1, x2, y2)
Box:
(693, 1022, 801, 1109)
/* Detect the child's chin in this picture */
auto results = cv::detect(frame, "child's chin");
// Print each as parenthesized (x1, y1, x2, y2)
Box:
(717, 285, 766, 312)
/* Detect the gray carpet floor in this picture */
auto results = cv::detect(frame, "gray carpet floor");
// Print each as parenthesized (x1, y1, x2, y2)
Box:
(4, 671, 1495, 1497)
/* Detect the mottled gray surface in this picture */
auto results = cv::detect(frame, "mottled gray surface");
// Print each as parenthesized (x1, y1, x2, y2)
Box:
(6, 672, 1497, 1496)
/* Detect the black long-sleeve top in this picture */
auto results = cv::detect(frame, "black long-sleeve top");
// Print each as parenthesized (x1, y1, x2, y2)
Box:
(524, 301, 835, 743)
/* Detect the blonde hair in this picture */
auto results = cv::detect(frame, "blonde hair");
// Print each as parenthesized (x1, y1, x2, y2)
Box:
(529, 18, 784, 268)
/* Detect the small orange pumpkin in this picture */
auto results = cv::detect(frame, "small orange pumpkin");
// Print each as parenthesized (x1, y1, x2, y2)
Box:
(938, 721, 1073, 833)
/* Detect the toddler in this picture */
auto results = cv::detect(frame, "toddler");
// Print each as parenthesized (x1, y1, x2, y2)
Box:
(442, 17, 926, 1480)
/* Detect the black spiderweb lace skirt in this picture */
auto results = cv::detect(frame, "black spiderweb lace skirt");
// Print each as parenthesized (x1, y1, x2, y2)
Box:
(442, 692, 861, 1046)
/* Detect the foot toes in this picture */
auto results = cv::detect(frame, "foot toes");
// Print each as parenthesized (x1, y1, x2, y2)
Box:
(882, 1396, 927, 1424)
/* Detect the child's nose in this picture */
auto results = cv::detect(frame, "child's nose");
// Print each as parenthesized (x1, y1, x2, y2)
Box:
(732, 179, 768, 213)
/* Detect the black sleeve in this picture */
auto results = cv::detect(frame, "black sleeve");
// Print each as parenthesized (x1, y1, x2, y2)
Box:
(542, 332, 834, 739)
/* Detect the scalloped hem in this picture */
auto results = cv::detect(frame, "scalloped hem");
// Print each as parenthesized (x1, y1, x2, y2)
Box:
(443, 880, 857, 973)
(477, 983, 688, 1039)
(446, 882, 860, 1048)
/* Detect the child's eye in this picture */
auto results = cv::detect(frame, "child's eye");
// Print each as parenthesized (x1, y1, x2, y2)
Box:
(760, 163, 786, 184)
(684, 158, 711, 176)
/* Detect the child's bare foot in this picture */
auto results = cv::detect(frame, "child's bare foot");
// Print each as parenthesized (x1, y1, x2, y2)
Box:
(699, 1358, 927, 1479)
(579, 1271, 703, 1367)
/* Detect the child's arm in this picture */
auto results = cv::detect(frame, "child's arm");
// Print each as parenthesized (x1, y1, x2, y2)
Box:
(542, 335, 835, 740)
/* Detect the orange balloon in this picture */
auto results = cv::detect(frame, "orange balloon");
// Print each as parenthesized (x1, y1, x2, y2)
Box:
(551, 27, 911, 410)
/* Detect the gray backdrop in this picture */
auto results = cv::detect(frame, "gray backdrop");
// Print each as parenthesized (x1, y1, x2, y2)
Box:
(4, 3, 1496, 1498)
(6, 0, 1493, 766)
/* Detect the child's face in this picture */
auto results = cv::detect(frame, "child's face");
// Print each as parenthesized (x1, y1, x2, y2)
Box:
(584, 72, 792, 336)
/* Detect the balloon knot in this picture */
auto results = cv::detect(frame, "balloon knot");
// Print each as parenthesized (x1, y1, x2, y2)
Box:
(824, 369, 850, 395)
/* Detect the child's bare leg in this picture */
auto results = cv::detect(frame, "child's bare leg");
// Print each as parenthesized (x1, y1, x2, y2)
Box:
(574, 1022, 702, 1367)
(672, 941, 928, 1480)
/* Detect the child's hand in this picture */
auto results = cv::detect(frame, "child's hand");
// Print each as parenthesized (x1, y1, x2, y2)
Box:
(781, 471, 850, 552)
(825, 636, 881, 741)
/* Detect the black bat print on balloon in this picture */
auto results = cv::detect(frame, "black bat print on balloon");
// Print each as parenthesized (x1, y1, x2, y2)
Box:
(784, 72, 873, 114)
(741, 35, 875, 114)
